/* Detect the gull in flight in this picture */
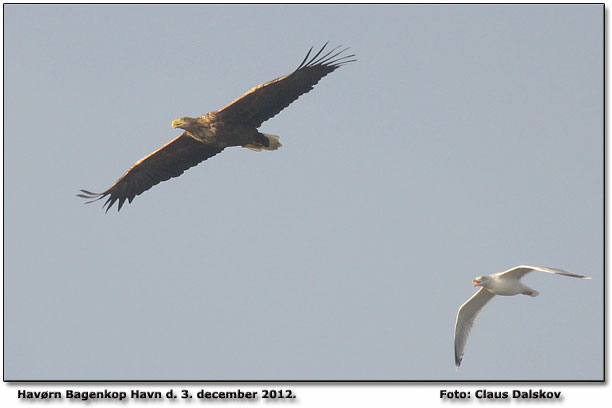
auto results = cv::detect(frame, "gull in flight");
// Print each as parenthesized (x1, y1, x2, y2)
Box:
(454, 265, 591, 369)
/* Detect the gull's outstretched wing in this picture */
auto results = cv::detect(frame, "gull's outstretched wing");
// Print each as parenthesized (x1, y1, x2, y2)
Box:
(498, 265, 591, 281)
(454, 287, 496, 368)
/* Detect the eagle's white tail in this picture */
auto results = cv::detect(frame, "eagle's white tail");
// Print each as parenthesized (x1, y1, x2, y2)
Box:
(245, 133, 282, 151)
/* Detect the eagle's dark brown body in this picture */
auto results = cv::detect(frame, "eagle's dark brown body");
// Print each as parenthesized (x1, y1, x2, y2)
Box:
(174, 114, 272, 149)
(78, 44, 355, 212)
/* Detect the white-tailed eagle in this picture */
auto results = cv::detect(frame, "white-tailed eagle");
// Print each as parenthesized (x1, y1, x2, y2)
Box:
(78, 44, 355, 212)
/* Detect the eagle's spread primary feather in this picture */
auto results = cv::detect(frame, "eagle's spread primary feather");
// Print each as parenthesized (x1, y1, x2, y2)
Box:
(78, 43, 355, 212)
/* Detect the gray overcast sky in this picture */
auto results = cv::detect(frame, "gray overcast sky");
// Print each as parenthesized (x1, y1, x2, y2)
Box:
(4, 4, 602, 381)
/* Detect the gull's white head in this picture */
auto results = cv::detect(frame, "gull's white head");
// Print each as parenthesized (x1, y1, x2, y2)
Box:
(472, 276, 488, 287)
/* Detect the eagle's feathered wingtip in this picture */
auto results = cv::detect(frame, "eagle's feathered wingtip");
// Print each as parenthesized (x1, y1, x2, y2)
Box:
(76, 189, 103, 202)
(77, 189, 117, 213)
(296, 43, 356, 71)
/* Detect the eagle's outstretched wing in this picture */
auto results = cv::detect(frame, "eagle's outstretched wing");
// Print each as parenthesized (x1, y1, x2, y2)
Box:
(215, 43, 355, 128)
(78, 134, 224, 212)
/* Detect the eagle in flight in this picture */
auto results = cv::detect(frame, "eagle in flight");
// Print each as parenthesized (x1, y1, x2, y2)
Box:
(78, 44, 355, 212)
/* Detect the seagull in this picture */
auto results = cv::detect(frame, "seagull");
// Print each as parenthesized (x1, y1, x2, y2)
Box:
(454, 265, 591, 369)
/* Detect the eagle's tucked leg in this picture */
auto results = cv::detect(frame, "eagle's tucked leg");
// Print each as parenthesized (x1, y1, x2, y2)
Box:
(244, 133, 282, 152)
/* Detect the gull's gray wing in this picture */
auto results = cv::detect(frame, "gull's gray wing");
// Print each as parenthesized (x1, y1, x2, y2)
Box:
(454, 287, 496, 368)
(498, 265, 591, 281)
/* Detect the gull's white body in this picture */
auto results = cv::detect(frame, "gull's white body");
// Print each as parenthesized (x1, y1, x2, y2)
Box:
(454, 265, 591, 369)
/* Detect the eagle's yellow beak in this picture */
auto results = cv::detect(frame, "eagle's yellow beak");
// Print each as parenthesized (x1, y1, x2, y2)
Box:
(171, 119, 182, 129)
(473, 279, 481, 287)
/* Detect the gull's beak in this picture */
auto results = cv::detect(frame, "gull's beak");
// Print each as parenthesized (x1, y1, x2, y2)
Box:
(473, 279, 481, 287)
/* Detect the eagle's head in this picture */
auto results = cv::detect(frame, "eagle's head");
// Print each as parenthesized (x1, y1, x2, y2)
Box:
(172, 117, 196, 131)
